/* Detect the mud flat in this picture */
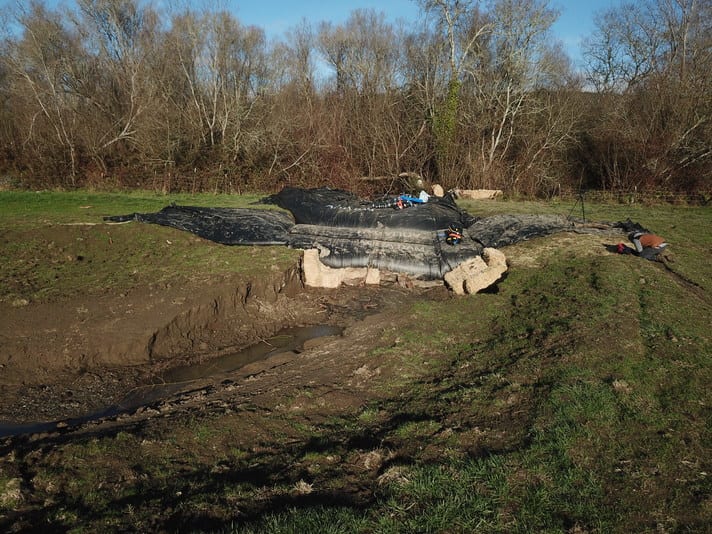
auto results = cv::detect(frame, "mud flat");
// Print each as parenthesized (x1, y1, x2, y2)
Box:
(0, 257, 436, 434)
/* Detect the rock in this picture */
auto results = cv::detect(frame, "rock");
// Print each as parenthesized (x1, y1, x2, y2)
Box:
(454, 189, 503, 200)
(444, 248, 507, 295)
(302, 249, 380, 288)
(431, 184, 445, 197)
(365, 267, 381, 285)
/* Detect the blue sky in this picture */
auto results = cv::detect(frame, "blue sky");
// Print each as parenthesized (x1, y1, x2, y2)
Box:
(231, 0, 621, 69)
(40, 0, 621, 69)
(232, 0, 419, 37)
(550, 1, 620, 67)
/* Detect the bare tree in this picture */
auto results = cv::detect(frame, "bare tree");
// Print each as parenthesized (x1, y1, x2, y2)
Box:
(582, 0, 711, 191)
(416, 0, 491, 183)
(481, 0, 560, 182)
(2, 2, 84, 185)
(583, 3, 664, 92)
(318, 9, 399, 94)
(316, 10, 411, 184)
(157, 6, 269, 190)
(273, 19, 316, 96)
(72, 0, 155, 171)
(0, 0, 705, 196)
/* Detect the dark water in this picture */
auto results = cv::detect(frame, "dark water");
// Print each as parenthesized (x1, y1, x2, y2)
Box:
(157, 324, 343, 384)
(0, 324, 343, 438)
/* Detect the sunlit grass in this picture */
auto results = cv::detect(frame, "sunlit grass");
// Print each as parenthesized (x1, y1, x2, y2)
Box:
(1, 192, 710, 532)
(0, 190, 299, 303)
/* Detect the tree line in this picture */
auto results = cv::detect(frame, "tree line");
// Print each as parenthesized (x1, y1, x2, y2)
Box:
(0, 0, 709, 198)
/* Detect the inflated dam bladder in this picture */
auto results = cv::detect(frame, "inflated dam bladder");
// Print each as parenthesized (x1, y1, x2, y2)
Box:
(288, 224, 482, 279)
(261, 186, 477, 230)
(260, 187, 484, 279)
(104, 187, 583, 291)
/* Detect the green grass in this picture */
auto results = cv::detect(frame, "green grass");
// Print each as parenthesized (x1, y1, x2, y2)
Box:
(0, 190, 298, 303)
(0, 189, 272, 228)
(460, 197, 711, 293)
(233, 202, 711, 533)
(1, 191, 710, 533)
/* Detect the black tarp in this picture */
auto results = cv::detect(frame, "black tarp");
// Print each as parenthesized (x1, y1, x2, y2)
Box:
(105, 204, 295, 246)
(465, 214, 573, 248)
(288, 224, 483, 279)
(262, 187, 478, 230)
(259, 187, 486, 278)
(105, 187, 630, 279)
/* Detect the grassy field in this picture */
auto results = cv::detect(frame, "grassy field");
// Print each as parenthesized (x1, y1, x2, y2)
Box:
(0, 190, 710, 532)
(0, 190, 298, 303)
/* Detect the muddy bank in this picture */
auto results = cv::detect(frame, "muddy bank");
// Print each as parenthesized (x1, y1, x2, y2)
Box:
(1, 264, 302, 376)
(0, 324, 346, 438)
(1, 284, 439, 450)
(0, 262, 300, 421)
(0, 257, 437, 427)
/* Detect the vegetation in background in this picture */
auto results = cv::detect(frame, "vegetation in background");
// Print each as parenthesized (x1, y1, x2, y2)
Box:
(0, 0, 708, 197)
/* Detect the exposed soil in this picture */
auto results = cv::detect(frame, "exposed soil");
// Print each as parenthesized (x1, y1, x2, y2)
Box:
(0, 234, 449, 432)
(0, 219, 476, 530)
(3, 217, 708, 532)
(0, 223, 629, 433)
(0, 216, 647, 439)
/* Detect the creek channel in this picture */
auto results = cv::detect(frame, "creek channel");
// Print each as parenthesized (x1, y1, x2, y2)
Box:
(0, 324, 343, 438)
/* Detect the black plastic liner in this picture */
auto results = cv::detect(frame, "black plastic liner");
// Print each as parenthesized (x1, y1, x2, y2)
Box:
(104, 188, 631, 279)
(104, 204, 295, 246)
(465, 214, 573, 248)
(262, 187, 478, 230)
(288, 224, 483, 279)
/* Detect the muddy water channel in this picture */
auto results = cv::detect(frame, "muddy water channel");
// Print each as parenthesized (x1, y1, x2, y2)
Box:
(157, 325, 343, 384)
(0, 324, 343, 438)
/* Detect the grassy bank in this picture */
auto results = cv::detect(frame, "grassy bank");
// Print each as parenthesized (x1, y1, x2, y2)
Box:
(237, 203, 712, 533)
(0, 190, 298, 303)
(0, 191, 710, 532)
